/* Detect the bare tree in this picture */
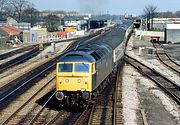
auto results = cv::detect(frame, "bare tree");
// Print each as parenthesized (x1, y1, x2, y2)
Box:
(0, 0, 9, 20)
(8, 0, 29, 22)
(23, 3, 39, 26)
(4, 5, 16, 18)
(143, 5, 158, 30)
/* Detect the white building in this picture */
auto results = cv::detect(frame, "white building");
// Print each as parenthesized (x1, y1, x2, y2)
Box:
(165, 24, 180, 43)
(64, 17, 88, 31)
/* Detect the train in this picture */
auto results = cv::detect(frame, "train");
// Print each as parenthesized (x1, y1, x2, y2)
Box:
(55, 26, 132, 108)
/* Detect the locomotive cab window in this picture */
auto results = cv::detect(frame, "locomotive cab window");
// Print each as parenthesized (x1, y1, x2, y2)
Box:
(75, 63, 89, 73)
(58, 64, 73, 72)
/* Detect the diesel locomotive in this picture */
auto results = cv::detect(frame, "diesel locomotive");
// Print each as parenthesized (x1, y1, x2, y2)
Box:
(55, 42, 124, 108)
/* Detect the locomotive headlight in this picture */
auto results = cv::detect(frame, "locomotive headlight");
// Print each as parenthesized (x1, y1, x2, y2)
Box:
(77, 79, 81, 83)
(65, 79, 69, 83)
(82, 92, 90, 100)
(55, 92, 64, 101)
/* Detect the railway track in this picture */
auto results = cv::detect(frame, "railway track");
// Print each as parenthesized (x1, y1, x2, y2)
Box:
(2, 87, 73, 125)
(45, 110, 69, 125)
(124, 54, 180, 105)
(0, 56, 56, 105)
(27, 91, 56, 125)
(0, 76, 55, 125)
(72, 104, 95, 125)
(0, 45, 37, 60)
(0, 47, 41, 73)
(27, 91, 83, 125)
(113, 64, 123, 125)
(87, 65, 123, 125)
(70, 63, 123, 125)
(14, 88, 90, 125)
(152, 43, 180, 75)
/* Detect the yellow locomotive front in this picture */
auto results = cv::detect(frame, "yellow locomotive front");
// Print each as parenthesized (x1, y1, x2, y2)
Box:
(56, 62, 94, 91)
(55, 60, 96, 108)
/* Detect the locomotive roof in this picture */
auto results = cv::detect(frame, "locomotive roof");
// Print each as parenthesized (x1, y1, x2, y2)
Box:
(57, 51, 95, 62)
(57, 43, 112, 62)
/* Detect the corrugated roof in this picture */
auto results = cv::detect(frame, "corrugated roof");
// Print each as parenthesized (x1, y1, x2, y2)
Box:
(0, 26, 22, 35)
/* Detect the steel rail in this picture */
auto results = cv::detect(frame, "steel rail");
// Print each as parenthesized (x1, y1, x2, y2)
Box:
(159, 44, 180, 67)
(28, 91, 56, 125)
(45, 111, 65, 125)
(124, 54, 180, 105)
(152, 43, 180, 75)
(71, 104, 94, 125)
(0, 62, 55, 102)
(0, 48, 39, 73)
(1, 76, 55, 125)
(87, 103, 96, 125)
(0, 45, 36, 60)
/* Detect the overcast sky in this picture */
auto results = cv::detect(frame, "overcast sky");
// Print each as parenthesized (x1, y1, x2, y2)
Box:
(28, 0, 180, 15)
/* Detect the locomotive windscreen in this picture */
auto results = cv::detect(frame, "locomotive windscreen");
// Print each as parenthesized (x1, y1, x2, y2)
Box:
(75, 64, 89, 73)
(58, 64, 73, 72)
(58, 63, 89, 73)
